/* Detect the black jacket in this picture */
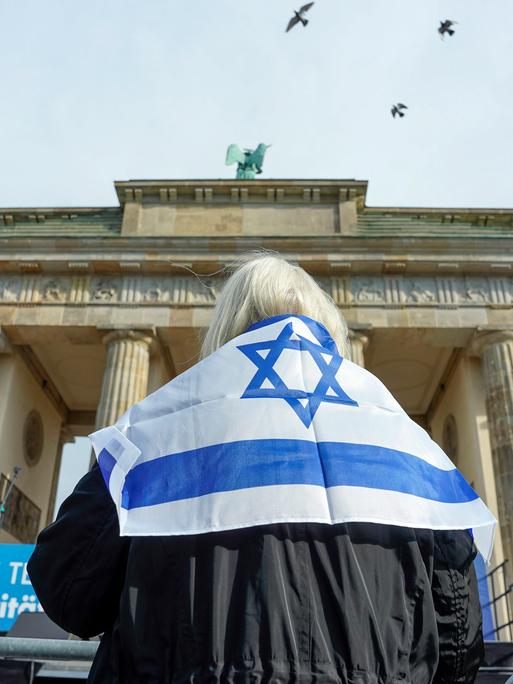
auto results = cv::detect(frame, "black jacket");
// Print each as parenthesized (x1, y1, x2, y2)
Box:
(28, 466, 483, 684)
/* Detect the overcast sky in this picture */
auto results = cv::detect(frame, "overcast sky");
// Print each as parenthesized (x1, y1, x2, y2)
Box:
(1, 0, 512, 209)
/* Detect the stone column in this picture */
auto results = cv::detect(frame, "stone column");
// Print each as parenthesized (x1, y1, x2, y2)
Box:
(473, 330, 513, 567)
(349, 329, 369, 367)
(95, 329, 154, 430)
(46, 427, 74, 526)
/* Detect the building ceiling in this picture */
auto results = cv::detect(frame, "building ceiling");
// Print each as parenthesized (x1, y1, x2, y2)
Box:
(32, 343, 106, 412)
(365, 329, 453, 416)
(29, 327, 453, 422)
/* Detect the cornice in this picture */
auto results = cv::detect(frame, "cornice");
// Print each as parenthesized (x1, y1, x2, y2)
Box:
(2, 179, 513, 230)
(0, 234, 512, 277)
(114, 178, 369, 206)
(1, 233, 513, 249)
(0, 207, 119, 223)
(2, 179, 513, 241)
(363, 206, 513, 224)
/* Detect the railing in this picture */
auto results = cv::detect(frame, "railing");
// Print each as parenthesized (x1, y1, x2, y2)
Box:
(480, 668, 513, 682)
(1, 637, 513, 683)
(484, 560, 513, 641)
(0, 638, 96, 682)
(0, 636, 97, 660)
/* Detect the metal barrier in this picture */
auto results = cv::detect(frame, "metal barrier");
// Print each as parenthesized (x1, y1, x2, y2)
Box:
(0, 637, 98, 661)
(484, 560, 513, 641)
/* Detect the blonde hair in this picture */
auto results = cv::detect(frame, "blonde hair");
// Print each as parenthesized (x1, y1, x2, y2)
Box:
(200, 253, 350, 359)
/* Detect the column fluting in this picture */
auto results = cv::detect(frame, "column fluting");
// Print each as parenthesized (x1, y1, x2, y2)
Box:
(473, 330, 513, 566)
(95, 329, 154, 430)
(348, 329, 369, 368)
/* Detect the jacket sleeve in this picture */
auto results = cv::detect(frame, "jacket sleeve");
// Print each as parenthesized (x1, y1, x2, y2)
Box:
(27, 465, 130, 639)
(431, 530, 484, 684)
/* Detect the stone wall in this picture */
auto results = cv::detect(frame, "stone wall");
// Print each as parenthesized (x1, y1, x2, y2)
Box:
(429, 355, 503, 563)
(0, 355, 61, 541)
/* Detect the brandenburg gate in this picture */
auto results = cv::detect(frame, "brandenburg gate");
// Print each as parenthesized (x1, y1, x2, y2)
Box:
(0, 178, 512, 575)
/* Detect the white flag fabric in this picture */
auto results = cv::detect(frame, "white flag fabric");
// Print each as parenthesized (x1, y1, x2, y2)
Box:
(89, 315, 496, 561)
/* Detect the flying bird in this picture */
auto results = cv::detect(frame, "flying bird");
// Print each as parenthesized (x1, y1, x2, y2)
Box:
(391, 103, 408, 118)
(286, 3, 315, 32)
(438, 20, 457, 39)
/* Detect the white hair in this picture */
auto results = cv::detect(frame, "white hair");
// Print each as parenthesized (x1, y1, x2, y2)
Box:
(200, 253, 350, 359)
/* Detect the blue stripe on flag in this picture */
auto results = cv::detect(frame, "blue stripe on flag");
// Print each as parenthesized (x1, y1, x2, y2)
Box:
(98, 448, 116, 490)
(114, 439, 478, 510)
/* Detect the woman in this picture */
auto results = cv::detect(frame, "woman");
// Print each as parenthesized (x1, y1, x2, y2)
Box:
(29, 254, 486, 683)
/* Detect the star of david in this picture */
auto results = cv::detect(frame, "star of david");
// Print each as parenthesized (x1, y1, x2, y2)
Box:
(237, 322, 358, 428)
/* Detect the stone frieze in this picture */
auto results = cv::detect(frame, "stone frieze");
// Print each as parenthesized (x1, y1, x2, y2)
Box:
(0, 275, 511, 308)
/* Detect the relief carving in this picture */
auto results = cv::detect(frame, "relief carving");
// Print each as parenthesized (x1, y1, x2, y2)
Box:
(354, 278, 385, 303)
(23, 410, 44, 467)
(42, 279, 66, 302)
(464, 278, 488, 302)
(142, 279, 166, 303)
(143, 287, 163, 303)
(184, 278, 215, 304)
(0, 279, 20, 302)
(406, 279, 436, 303)
(93, 279, 118, 302)
(0, 274, 507, 310)
(201, 277, 220, 301)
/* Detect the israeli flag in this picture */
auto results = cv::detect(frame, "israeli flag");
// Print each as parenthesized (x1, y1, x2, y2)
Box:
(90, 315, 496, 562)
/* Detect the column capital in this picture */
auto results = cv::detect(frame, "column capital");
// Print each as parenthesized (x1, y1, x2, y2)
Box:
(348, 328, 370, 349)
(59, 426, 75, 446)
(99, 327, 156, 350)
(348, 328, 370, 367)
(470, 329, 513, 357)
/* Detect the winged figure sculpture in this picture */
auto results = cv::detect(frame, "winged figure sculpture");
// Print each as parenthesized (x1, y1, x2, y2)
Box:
(225, 143, 271, 179)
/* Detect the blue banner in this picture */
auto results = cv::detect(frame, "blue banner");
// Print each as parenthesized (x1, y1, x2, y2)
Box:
(475, 553, 495, 640)
(0, 543, 42, 632)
